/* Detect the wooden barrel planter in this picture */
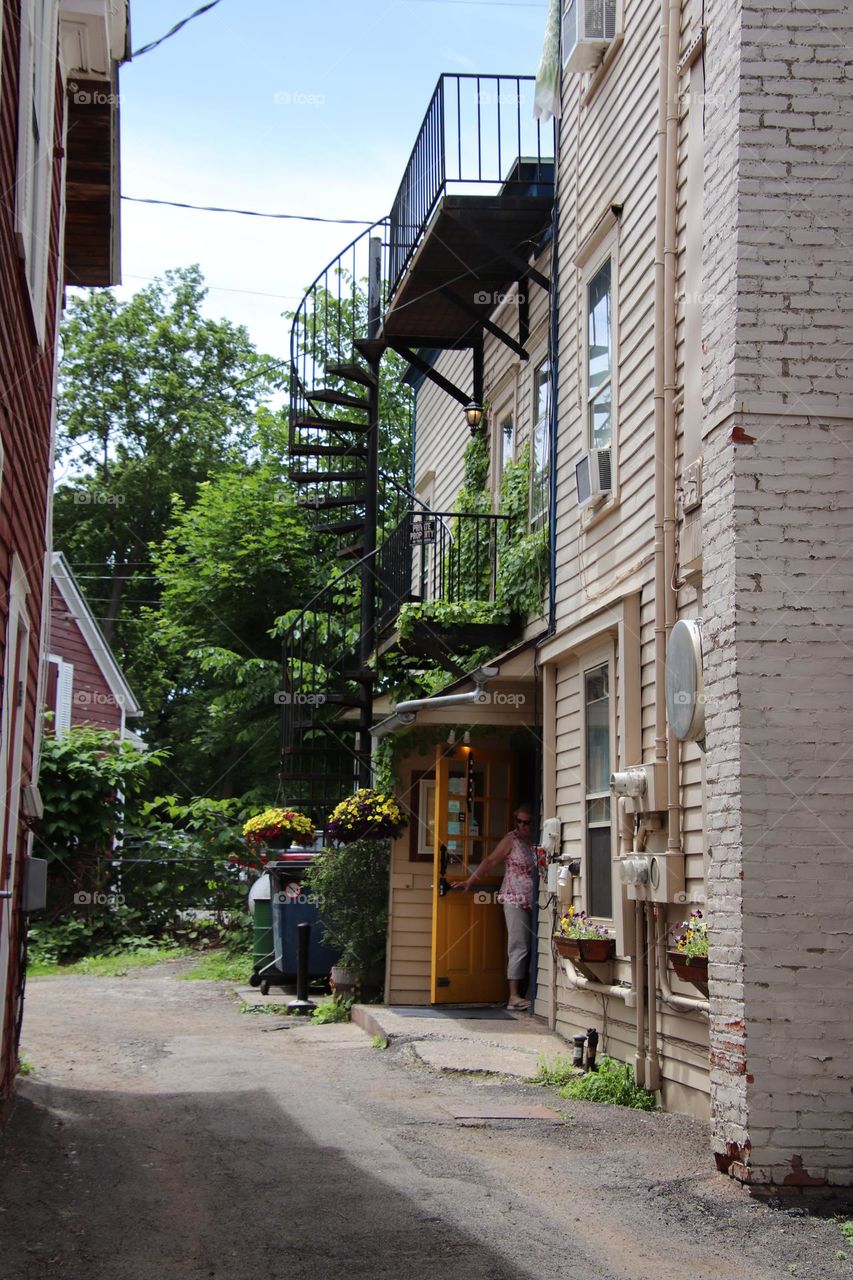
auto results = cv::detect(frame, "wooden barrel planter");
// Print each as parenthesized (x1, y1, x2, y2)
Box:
(554, 936, 615, 962)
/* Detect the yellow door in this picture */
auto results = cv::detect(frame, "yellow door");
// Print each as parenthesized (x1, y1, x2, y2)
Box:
(430, 745, 517, 1004)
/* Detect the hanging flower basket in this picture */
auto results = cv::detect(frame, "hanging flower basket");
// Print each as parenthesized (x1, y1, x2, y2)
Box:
(242, 808, 316, 852)
(668, 952, 709, 985)
(326, 789, 409, 845)
(554, 935, 615, 962)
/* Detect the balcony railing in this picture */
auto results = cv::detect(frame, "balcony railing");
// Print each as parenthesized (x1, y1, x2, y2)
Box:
(388, 74, 555, 297)
(375, 509, 512, 638)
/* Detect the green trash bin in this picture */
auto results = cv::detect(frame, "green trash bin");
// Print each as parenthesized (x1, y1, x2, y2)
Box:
(248, 873, 279, 992)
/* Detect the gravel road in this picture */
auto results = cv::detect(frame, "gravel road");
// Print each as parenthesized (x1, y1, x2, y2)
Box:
(0, 963, 849, 1280)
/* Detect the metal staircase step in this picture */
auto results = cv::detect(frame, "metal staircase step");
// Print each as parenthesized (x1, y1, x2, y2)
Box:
(325, 361, 377, 388)
(292, 415, 370, 433)
(309, 389, 369, 411)
(336, 542, 364, 559)
(316, 518, 365, 536)
(298, 494, 366, 512)
(289, 444, 368, 459)
(353, 337, 386, 362)
(289, 471, 368, 484)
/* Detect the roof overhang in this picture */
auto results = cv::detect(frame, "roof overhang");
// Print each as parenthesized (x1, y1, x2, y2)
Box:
(383, 192, 554, 347)
(51, 551, 142, 718)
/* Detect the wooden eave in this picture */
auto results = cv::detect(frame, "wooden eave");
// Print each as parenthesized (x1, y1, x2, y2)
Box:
(63, 76, 119, 287)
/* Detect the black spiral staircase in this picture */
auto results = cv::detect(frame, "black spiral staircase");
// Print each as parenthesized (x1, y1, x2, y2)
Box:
(280, 74, 555, 825)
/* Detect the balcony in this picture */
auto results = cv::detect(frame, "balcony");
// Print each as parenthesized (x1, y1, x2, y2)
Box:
(374, 510, 517, 666)
(385, 74, 555, 347)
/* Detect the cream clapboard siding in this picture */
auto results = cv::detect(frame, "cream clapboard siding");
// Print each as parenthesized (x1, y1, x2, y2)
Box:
(540, 0, 710, 1114)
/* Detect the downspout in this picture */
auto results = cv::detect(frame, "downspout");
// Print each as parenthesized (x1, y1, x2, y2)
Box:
(372, 666, 501, 739)
(559, 957, 634, 1003)
(655, 905, 709, 1015)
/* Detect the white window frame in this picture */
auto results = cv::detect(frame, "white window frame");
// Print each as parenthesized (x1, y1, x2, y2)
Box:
(489, 385, 517, 502)
(16, 0, 59, 344)
(584, 255, 614, 453)
(529, 354, 551, 529)
(581, 646, 616, 922)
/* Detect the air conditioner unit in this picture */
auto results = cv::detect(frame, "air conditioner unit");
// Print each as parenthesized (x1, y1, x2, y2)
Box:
(562, 0, 619, 74)
(575, 447, 612, 508)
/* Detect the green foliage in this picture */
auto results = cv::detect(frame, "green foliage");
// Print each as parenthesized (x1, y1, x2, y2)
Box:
(396, 599, 509, 640)
(371, 1035, 389, 1049)
(28, 944, 188, 977)
(496, 443, 549, 618)
(303, 838, 390, 972)
(17, 1056, 34, 1076)
(56, 266, 282, 675)
(239, 1000, 292, 1016)
(533, 1054, 583, 1088)
(311, 996, 353, 1024)
(180, 950, 252, 982)
(38, 725, 165, 865)
(553, 1055, 657, 1110)
(839, 1221, 853, 1245)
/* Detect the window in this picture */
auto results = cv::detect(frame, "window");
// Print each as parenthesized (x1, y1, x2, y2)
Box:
(584, 663, 612, 918)
(530, 358, 551, 527)
(586, 260, 612, 450)
(17, 1, 58, 341)
(491, 404, 515, 497)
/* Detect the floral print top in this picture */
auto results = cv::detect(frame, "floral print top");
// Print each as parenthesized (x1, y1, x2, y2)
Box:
(497, 832, 536, 909)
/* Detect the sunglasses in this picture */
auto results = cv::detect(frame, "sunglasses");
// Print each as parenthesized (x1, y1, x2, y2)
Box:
(516, 818, 532, 826)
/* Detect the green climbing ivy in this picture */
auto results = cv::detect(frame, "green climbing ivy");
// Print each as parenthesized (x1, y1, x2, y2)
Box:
(496, 443, 549, 618)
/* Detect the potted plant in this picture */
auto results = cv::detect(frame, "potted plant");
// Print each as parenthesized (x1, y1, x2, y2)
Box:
(242, 807, 316, 857)
(668, 910, 708, 985)
(326, 789, 408, 845)
(554, 906, 615, 962)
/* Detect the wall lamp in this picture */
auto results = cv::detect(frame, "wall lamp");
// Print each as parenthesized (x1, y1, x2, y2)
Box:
(464, 400, 485, 433)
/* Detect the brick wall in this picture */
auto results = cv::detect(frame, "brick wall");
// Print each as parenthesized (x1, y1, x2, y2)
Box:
(703, 0, 853, 1190)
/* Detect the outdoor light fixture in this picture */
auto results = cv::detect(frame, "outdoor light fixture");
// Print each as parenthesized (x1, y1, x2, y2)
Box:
(464, 400, 485, 432)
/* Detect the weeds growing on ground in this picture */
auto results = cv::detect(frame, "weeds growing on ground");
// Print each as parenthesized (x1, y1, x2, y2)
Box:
(238, 1000, 292, 1016)
(180, 952, 251, 982)
(534, 1053, 657, 1110)
(372, 1035, 389, 1050)
(28, 945, 190, 978)
(17, 1056, 33, 1076)
(311, 996, 352, 1024)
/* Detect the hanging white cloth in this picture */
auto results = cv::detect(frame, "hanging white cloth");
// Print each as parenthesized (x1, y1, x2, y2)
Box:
(534, 0, 562, 122)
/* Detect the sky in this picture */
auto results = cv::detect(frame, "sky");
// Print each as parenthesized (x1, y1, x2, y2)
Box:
(117, 0, 550, 357)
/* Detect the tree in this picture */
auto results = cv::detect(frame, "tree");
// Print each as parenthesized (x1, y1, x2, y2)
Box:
(145, 410, 321, 800)
(55, 266, 282, 659)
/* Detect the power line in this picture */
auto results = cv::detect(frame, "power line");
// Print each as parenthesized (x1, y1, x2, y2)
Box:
(122, 196, 375, 226)
(132, 1, 227, 59)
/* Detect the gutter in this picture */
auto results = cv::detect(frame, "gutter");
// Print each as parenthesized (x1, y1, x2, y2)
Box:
(372, 665, 500, 740)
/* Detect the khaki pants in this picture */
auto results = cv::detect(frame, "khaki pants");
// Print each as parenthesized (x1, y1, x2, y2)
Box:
(503, 903, 532, 981)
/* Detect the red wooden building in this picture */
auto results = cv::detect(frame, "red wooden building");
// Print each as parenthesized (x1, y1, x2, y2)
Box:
(0, 0, 130, 1116)
(46, 552, 141, 739)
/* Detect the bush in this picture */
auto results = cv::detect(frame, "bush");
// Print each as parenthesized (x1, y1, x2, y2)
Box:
(558, 1055, 657, 1110)
(303, 838, 390, 974)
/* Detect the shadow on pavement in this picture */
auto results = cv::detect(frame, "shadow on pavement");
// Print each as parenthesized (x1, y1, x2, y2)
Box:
(0, 1079, 534, 1280)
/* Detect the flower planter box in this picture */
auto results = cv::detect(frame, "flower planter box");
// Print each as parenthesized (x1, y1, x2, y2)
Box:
(554, 936, 614, 962)
(668, 952, 708, 985)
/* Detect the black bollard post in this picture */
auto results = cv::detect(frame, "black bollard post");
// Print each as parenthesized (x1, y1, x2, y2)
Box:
(585, 1026, 599, 1071)
(572, 1033, 586, 1070)
(288, 921, 317, 1016)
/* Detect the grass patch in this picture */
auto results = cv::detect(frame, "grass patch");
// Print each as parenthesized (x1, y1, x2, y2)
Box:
(533, 1053, 583, 1088)
(839, 1220, 853, 1246)
(372, 1035, 389, 1050)
(180, 951, 252, 982)
(17, 1055, 34, 1076)
(534, 1053, 657, 1111)
(311, 996, 352, 1024)
(28, 945, 190, 978)
(238, 999, 292, 1016)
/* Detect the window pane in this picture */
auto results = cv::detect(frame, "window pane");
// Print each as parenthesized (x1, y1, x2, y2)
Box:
(585, 665, 610, 800)
(588, 261, 611, 391)
(590, 381, 612, 451)
(588, 826, 613, 918)
(534, 360, 550, 424)
(587, 797, 611, 825)
(501, 416, 514, 470)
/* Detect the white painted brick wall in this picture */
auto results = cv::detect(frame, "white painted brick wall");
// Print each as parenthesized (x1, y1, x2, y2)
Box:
(703, 0, 853, 1190)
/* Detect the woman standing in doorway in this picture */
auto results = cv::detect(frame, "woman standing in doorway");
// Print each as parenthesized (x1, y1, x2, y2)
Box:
(454, 804, 537, 1011)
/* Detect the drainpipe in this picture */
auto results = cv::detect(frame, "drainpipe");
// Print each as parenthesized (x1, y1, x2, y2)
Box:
(654, 904, 709, 1015)
(634, 899, 646, 1086)
(372, 665, 501, 739)
(558, 957, 634, 1003)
